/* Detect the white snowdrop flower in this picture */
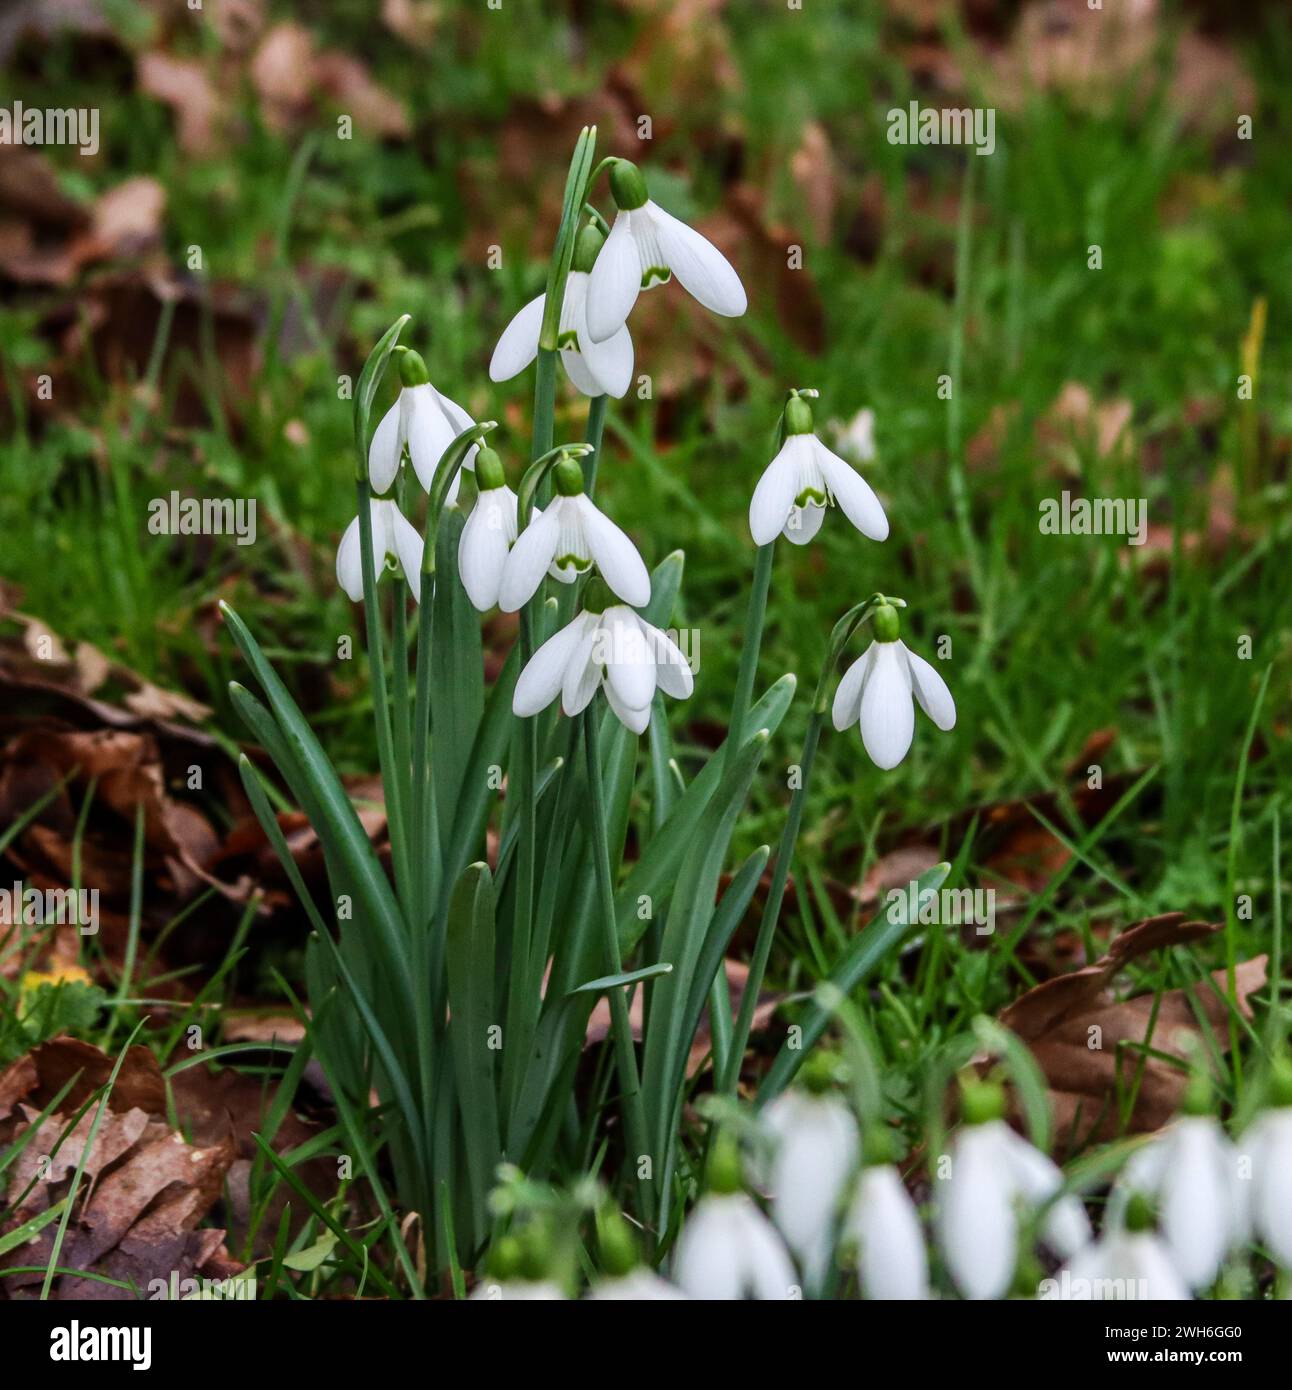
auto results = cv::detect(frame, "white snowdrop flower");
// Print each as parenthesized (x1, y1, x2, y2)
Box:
(367, 349, 478, 499)
(1054, 1197, 1189, 1301)
(835, 406, 876, 463)
(498, 458, 650, 613)
(673, 1134, 797, 1300)
(335, 496, 423, 605)
(1240, 1068, 1292, 1268)
(585, 158, 746, 344)
(760, 1066, 859, 1289)
(937, 1082, 1090, 1301)
(512, 583, 693, 736)
(832, 603, 955, 770)
(1110, 1093, 1246, 1291)
(457, 446, 523, 612)
(586, 1269, 687, 1301)
(842, 1132, 929, 1301)
(749, 393, 888, 547)
(468, 1278, 566, 1300)
(490, 225, 634, 399)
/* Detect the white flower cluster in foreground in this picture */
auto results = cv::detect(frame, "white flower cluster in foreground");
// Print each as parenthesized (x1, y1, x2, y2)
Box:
(476, 1062, 1292, 1300)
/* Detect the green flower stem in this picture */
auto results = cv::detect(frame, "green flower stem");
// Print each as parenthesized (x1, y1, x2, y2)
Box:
(707, 541, 775, 1078)
(356, 477, 411, 912)
(582, 393, 607, 495)
(583, 713, 653, 1227)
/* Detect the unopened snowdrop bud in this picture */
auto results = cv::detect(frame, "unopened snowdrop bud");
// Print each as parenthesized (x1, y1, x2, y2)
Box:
(843, 1127, 929, 1300)
(1240, 1063, 1292, 1269)
(335, 496, 423, 604)
(489, 224, 634, 398)
(1111, 1075, 1246, 1291)
(585, 157, 747, 344)
(457, 446, 522, 612)
(367, 348, 478, 498)
(511, 578, 693, 735)
(937, 1080, 1090, 1301)
(498, 462, 650, 612)
(673, 1132, 797, 1300)
(587, 1209, 686, 1301)
(832, 605, 955, 770)
(1057, 1193, 1190, 1301)
(749, 391, 888, 547)
(760, 1053, 859, 1290)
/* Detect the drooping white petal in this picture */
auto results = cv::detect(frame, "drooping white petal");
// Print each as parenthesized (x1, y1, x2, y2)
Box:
(586, 209, 643, 343)
(813, 439, 888, 541)
(645, 622, 694, 700)
(737, 1199, 802, 1300)
(603, 680, 652, 735)
(367, 399, 403, 494)
(335, 514, 364, 602)
(458, 489, 515, 611)
(902, 643, 957, 732)
(1060, 1231, 1190, 1301)
(1244, 1110, 1292, 1267)
(560, 345, 606, 398)
(401, 384, 457, 494)
(387, 501, 424, 605)
(1158, 1118, 1238, 1290)
(499, 505, 561, 612)
(858, 641, 915, 770)
(489, 293, 545, 382)
(647, 201, 747, 318)
(782, 502, 825, 546)
(602, 607, 657, 715)
(576, 495, 651, 608)
(578, 311, 634, 399)
(512, 613, 590, 718)
(560, 613, 604, 717)
(999, 1125, 1089, 1258)
(748, 438, 803, 545)
(848, 1165, 929, 1301)
(763, 1092, 859, 1289)
(433, 388, 479, 476)
(675, 1195, 796, 1301)
(939, 1123, 1016, 1300)
(832, 645, 875, 732)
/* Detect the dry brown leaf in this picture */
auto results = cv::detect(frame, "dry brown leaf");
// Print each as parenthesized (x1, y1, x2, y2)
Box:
(136, 51, 226, 157)
(999, 913, 1267, 1150)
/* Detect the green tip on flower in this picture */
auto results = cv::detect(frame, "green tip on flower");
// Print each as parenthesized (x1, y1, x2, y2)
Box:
(863, 1123, 896, 1167)
(608, 158, 648, 211)
(801, 1049, 843, 1096)
(516, 1223, 554, 1282)
(398, 348, 431, 388)
(707, 1130, 744, 1196)
(581, 576, 612, 614)
(475, 446, 506, 492)
(598, 1209, 639, 1279)
(554, 456, 586, 497)
(1269, 1059, 1292, 1108)
(1125, 1191, 1157, 1234)
(960, 1076, 1006, 1126)
(872, 602, 901, 643)
(573, 223, 607, 274)
(783, 393, 815, 437)
(1181, 1068, 1214, 1117)
(488, 1234, 523, 1281)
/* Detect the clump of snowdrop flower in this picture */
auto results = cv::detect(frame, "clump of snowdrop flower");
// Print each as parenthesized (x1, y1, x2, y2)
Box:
(673, 1132, 797, 1300)
(1054, 1194, 1190, 1301)
(585, 158, 747, 344)
(499, 456, 650, 612)
(336, 496, 423, 605)
(457, 445, 521, 612)
(760, 1052, 859, 1290)
(832, 600, 956, 769)
(511, 578, 693, 734)
(1110, 1076, 1245, 1291)
(937, 1079, 1090, 1300)
(842, 1126, 930, 1301)
(1239, 1062, 1292, 1268)
(490, 224, 633, 399)
(749, 391, 889, 547)
(586, 1210, 686, 1301)
(368, 348, 478, 498)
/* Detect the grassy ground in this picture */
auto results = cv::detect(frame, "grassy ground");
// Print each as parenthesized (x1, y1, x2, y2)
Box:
(1, 0, 1290, 1265)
